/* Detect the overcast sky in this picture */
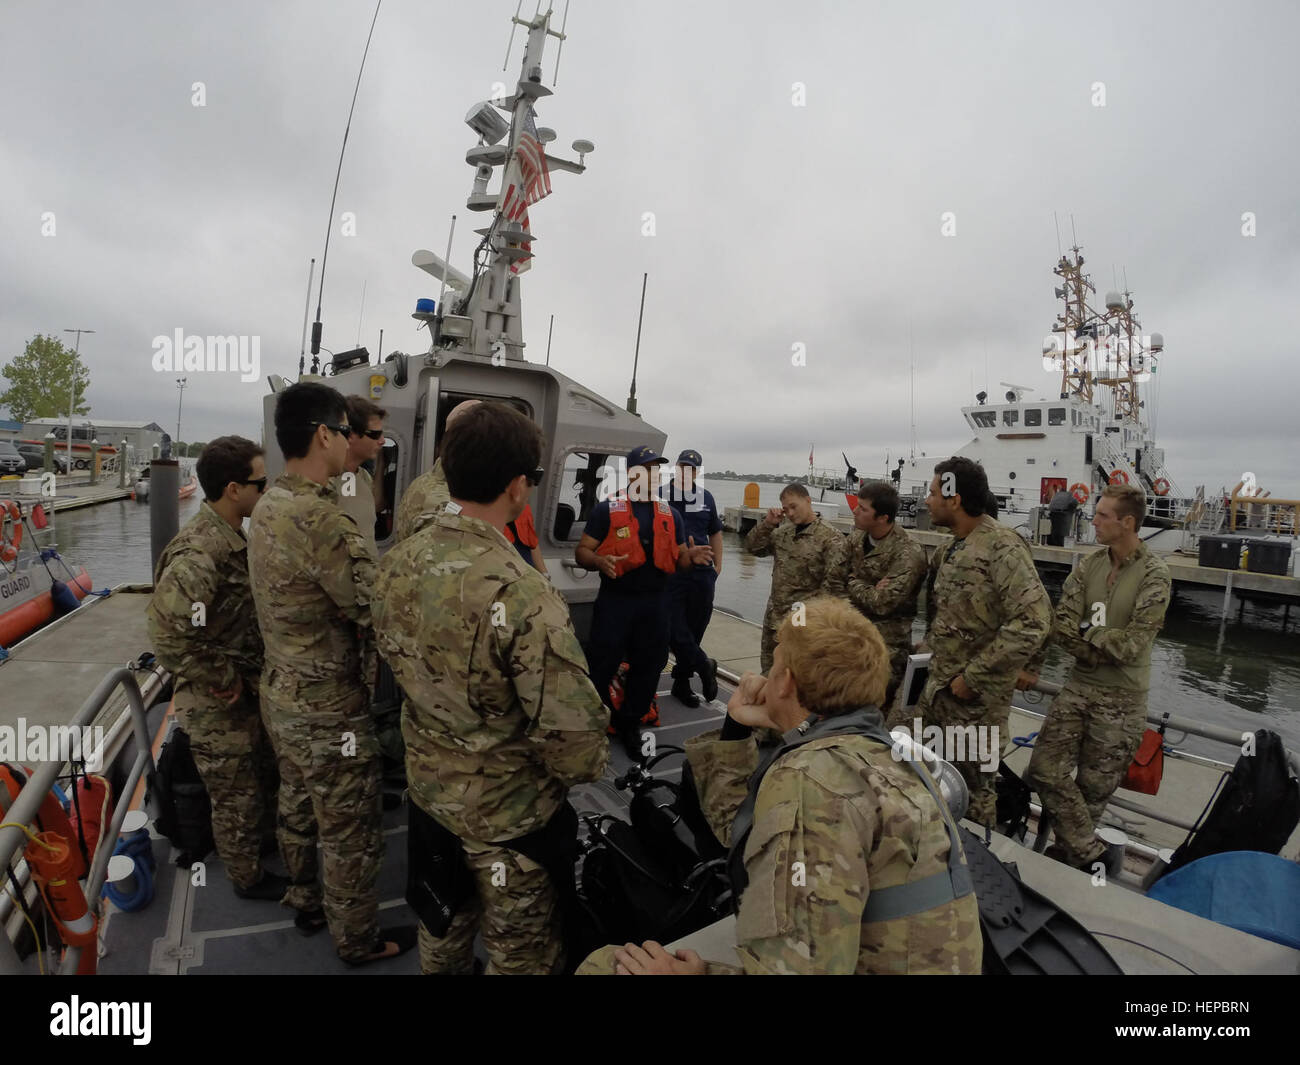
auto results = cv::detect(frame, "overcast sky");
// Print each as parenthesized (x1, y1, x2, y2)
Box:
(3, 0, 1297, 497)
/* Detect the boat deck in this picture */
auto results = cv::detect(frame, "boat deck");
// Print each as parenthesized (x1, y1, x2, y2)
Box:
(92, 671, 731, 976)
(5, 598, 1298, 975)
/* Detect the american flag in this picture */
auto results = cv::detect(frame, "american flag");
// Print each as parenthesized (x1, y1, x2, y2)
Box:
(517, 108, 552, 205)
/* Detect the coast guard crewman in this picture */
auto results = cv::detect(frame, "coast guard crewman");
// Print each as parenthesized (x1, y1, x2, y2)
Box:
(576, 446, 713, 757)
(663, 450, 723, 708)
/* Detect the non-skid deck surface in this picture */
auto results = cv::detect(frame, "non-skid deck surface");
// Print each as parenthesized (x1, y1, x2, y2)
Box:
(99, 671, 733, 975)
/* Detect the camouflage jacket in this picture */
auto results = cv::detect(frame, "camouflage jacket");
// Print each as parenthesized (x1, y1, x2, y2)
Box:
(1038, 541, 1171, 691)
(922, 516, 1050, 706)
(148, 502, 262, 706)
(684, 726, 982, 974)
(744, 517, 842, 626)
(373, 506, 608, 842)
(247, 472, 377, 695)
(330, 465, 376, 550)
(392, 459, 448, 543)
(822, 524, 927, 649)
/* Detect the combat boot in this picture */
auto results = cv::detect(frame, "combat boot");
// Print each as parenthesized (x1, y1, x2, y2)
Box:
(671, 676, 701, 708)
(234, 871, 289, 901)
(699, 658, 719, 703)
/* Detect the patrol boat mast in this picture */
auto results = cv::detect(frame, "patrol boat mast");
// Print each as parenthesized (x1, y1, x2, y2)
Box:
(412, 3, 593, 365)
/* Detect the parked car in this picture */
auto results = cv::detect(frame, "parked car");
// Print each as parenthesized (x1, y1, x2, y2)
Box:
(0, 440, 27, 476)
(15, 444, 69, 474)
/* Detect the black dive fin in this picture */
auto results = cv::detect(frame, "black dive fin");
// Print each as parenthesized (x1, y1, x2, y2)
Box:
(959, 826, 1123, 975)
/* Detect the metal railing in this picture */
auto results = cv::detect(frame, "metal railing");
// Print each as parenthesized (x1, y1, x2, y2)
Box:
(0, 667, 160, 975)
(1015, 677, 1300, 856)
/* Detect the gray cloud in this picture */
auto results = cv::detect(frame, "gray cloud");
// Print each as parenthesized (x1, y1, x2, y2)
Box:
(2, 0, 1297, 498)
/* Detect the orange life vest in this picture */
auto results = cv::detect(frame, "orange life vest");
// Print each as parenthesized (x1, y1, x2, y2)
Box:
(504, 503, 539, 548)
(596, 498, 678, 576)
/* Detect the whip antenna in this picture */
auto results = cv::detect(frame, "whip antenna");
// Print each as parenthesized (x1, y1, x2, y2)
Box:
(311, 0, 383, 369)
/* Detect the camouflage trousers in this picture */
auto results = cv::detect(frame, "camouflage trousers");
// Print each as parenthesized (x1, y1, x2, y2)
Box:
(418, 836, 564, 975)
(881, 641, 912, 727)
(917, 685, 1008, 827)
(1027, 680, 1147, 865)
(175, 687, 277, 890)
(261, 679, 385, 961)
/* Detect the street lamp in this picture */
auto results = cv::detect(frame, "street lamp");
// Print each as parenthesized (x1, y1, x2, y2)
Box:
(63, 328, 95, 473)
(176, 377, 187, 455)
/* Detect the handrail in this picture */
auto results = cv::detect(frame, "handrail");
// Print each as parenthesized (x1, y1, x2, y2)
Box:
(0, 666, 160, 975)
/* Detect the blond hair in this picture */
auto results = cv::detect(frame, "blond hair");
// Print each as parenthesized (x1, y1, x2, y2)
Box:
(775, 596, 890, 714)
(1102, 483, 1146, 529)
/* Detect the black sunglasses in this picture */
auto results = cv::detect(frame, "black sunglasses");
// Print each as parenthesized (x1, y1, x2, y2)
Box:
(239, 477, 268, 493)
(359, 428, 385, 441)
(309, 421, 352, 438)
(525, 467, 544, 486)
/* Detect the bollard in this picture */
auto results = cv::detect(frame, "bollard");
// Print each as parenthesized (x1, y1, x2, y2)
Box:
(150, 459, 180, 573)
(89, 437, 100, 485)
(42, 431, 55, 474)
(105, 853, 137, 901)
(119, 439, 128, 489)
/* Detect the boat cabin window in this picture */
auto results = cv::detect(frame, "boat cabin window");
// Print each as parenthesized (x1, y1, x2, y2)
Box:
(1002, 409, 1019, 426)
(433, 392, 533, 447)
(1024, 408, 1042, 427)
(1048, 407, 1066, 426)
(554, 450, 614, 541)
(971, 411, 996, 428)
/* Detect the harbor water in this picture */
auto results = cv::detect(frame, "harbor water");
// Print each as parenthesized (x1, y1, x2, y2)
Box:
(43, 480, 1300, 749)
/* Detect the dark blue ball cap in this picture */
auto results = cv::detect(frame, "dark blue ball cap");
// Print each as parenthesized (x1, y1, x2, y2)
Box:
(676, 449, 703, 467)
(626, 445, 667, 467)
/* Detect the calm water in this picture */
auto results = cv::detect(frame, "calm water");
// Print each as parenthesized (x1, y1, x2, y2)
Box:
(48, 478, 1300, 749)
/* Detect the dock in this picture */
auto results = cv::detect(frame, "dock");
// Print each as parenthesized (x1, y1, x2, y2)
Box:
(0, 585, 165, 735)
(1, 475, 133, 512)
(722, 505, 1300, 621)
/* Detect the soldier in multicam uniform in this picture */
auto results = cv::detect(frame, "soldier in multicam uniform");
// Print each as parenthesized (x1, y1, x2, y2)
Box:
(822, 480, 927, 723)
(331, 395, 388, 550)
(919, 457, 1051, 828)
(248, 382, 414, 965)
(744, 482, 841, 674)
(148, 436, 283, 900)
(1023, 484, 1171, 870)
(373, 402, 609, 974)
(391, 399, 480, 543)
(579, 597, 981, 975)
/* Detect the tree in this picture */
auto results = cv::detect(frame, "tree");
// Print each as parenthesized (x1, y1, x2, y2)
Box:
(187, 441, 207, 457)
(0, 335, 91, 423)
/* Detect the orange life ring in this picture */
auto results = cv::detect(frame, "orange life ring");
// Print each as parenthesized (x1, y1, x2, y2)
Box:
(1070, 483, 1090, 505)
(1152, 478, 1170, 496)
(1109, 470, 1129, 486)
(1, 500, 22, 563)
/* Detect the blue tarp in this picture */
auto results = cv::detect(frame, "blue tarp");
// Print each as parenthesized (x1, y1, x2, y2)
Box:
(1148, 851, 1300, 950)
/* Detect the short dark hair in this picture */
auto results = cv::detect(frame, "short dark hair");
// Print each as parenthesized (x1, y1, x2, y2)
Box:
(933, 456, 989, 517)
(197, 436, 263, 501)
(345, 395, 386, 431)
(857, 481, 899, 522)
(1103, 484, 1146, 529)
(780, 482, 810, 501)
(275, 382, 348, 460)
(442, 402, 542, 504)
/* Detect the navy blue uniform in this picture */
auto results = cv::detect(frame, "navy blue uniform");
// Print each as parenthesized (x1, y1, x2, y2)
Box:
(584, 500, 684, 729)
(662, 483, 722, 684)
